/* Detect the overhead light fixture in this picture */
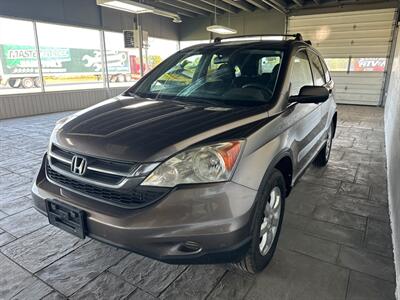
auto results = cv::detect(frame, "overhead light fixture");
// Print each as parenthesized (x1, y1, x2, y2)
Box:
(97, 0, 182, 23)
(207, 25, 237, 35)
(206, 0, 237, 35)
(97, 0, 153, 13)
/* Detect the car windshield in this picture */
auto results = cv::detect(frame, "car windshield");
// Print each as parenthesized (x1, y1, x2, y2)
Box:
(129, 46, 283, 106)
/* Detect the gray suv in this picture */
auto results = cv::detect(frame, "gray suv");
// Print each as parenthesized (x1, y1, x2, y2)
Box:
(32, 33, 337, 273)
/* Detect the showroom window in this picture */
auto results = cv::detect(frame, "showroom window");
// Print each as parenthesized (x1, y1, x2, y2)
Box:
(145, 37, 179, 74)
(36, 23, 104, 91)
(104, 31, 141, 87)
(0, 17, 41, 95)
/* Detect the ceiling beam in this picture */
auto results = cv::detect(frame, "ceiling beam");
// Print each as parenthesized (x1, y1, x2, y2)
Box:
(146, 1, 198, 17)
(246, 0, 271, 10)
(220, 0, 255, 12)
(291, 0, 304, 6)
(176, 0, 225, 14)
(312, 0, 321, 4)
(261, 0, 288, 13)
(155, 0, 209, 16)
(199, 0, 240, 13)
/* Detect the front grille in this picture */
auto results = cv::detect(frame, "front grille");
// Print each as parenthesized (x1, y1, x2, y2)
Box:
(49, 144, 138, 186)
(46, 161, 168, 208)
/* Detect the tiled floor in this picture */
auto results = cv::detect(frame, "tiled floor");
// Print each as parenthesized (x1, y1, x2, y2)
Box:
(0, 105, 396, 299)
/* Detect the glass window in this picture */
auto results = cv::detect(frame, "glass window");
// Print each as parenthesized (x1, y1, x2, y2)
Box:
(290, 51, 313, 96)
(350, 58, 386, 72)
(320, 58, 331, 82)
(104, 31, 140, 87)
(36, 23, 104, 91)
(145, 37, 178, 73)
(131, 48, 283, 105)
(149, 54, 201, 93)
(0, 17, 41, 94)
(308, 50, 325, 86)
(324, 58, 348, 72)
(258, 56, 281, 74)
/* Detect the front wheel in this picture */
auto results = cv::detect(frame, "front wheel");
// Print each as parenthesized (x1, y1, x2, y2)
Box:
(313, 122, 334, 167)
(233, 168, 286, 274)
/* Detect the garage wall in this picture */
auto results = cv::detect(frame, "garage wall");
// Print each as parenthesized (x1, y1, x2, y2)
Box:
(288, 8, 396, 106)
(0, 0, 179, 40)
(384, 23, 400, 298)
(179, 10, 286, 41)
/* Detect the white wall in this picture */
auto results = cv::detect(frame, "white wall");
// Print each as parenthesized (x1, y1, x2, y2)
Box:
(384, 23, 400, 298)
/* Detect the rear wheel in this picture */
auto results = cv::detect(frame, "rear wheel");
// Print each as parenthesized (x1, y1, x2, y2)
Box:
(313, 122, 334, 167)
(233, 169, 285, 274)
(21, 77, 35, 89)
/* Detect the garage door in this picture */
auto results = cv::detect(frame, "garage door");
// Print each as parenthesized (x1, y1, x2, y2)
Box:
(288, 8, 396, 105)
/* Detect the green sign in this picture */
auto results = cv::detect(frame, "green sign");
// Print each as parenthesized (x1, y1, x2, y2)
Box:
(0, 44, 130, 75)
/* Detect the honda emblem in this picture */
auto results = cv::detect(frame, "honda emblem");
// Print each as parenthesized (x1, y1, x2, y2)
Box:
(71, 155, 87, 176)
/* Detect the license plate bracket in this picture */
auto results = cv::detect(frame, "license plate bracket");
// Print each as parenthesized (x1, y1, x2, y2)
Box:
(45, 199, 86, 239)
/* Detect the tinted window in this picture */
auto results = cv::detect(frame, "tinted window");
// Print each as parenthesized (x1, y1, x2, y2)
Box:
(308, 50, 325, 86)
(290, 50, 313, 96)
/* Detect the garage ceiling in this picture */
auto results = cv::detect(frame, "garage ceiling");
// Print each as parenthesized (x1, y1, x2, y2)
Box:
(132, 0, 398, 16)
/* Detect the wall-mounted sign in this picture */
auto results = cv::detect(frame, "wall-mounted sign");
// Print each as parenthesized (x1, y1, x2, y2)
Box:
(123, 30, 148, 49)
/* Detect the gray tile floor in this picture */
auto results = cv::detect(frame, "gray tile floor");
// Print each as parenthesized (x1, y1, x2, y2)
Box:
(0, 105, 396, 299)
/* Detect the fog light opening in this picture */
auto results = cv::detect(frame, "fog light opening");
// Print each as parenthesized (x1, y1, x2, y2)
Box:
(178, 241, 202, 253)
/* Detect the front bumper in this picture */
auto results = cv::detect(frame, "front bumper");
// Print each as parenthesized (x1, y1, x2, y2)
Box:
(32, 155, 257, 264)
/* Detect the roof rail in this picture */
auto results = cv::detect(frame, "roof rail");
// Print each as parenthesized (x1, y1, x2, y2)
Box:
(213, 33, 303, 43)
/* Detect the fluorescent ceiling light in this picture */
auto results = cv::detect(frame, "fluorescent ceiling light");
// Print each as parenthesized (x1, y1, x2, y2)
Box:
(97, 0, 153, 14)
(207, 25, 237, 35)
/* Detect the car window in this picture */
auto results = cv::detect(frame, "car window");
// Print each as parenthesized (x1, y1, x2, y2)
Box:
(308, 50, 325, 86)
(134, 48, 284, 105)
(150, 54, 202, 93)
(320, 58, 331, 83)
(290, 50, 313, 96)
(258, 56, 281, 74)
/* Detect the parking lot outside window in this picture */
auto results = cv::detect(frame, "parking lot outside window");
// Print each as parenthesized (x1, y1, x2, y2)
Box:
(36, 23, 104, 92)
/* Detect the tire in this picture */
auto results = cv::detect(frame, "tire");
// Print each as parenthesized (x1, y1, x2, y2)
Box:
(21, 77, 35, 89)
(8, 78, 21, 88)
(233, 168, 286, 274)
(313, 122, 334, 167)
(34, 77, 41, 88)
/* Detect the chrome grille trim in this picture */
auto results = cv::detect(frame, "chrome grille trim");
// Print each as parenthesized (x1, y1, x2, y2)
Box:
(48, 156, 129, 189)
(47, 144, 159, 189)
(48, 147, 138, 178)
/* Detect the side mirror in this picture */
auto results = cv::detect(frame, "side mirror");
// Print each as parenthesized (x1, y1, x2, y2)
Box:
(289, 86, 329, 104)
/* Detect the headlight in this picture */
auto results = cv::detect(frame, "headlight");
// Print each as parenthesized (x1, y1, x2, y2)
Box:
(141, 140, 244, 187)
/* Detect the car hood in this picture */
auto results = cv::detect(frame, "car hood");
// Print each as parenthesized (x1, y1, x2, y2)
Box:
(53, 96, 269, 162)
